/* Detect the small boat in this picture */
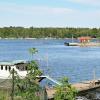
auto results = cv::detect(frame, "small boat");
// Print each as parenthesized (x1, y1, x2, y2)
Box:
(0, 60, 44, 88)
(64, 42, 79, 46)
(64, 34, 78, 46)
(0, 60, 29, 87)
(64, 36, 100, 47)
(64, 42, 100, 46)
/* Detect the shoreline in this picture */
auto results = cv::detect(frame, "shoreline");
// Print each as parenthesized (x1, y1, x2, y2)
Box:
(0, 37, 70, 40)
(0, 37, 98, 40)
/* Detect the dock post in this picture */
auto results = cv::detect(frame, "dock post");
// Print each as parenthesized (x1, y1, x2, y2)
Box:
(93, 69, 96, 87)
(11, 68, 14, 100)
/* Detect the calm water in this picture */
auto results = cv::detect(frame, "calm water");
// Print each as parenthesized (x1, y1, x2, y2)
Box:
(0, 39, 100, 84)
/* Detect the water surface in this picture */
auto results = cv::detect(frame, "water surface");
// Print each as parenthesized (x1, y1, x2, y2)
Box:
(0, 39, 100, 84)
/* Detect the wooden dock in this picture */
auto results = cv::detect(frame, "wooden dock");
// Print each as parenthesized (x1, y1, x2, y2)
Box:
(46, 79, 100, 99)
(64, 42, 100, 46)
(72, 80, 100, 91)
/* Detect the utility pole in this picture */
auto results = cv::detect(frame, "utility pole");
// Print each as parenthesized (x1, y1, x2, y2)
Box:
(72, 34, 74, 43)
(46, 53, 48, 69)
(11, 68, 14, 100)
(93, 69, 96, 81)
(46, 53, 50, 76)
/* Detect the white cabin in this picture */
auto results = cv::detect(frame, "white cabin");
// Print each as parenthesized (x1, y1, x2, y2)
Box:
(0, 60, 28, 79)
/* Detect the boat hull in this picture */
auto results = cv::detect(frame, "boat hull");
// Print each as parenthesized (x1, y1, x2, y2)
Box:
(64, 42, 100, 46)
(0, 79, 12, 88)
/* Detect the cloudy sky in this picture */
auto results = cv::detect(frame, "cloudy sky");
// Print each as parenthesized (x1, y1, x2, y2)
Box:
(0, 0, 100, 27)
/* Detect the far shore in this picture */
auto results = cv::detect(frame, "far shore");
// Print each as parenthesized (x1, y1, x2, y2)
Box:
(0, 37, 98, 40)
(0, 37, 70, 40)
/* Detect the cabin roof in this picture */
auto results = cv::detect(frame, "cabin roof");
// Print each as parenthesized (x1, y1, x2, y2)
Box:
(0, 60, 27, 65)
(78, 36, 91, 40)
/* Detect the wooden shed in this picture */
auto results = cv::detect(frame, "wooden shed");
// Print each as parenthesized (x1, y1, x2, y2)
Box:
(78, 36, 91, 43)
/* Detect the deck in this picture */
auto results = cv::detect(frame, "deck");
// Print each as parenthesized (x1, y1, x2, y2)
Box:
(46, 79, 100, 99)
(72, 80, 100, 91)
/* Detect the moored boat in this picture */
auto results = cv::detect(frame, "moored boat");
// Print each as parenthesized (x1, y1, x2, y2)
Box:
(64, 42, 79, 46)
(0, 60, 28, 87)
(64, 42, 100, 46)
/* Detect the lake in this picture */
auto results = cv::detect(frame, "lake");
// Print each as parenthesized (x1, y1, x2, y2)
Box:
(0, 39, 100, 84)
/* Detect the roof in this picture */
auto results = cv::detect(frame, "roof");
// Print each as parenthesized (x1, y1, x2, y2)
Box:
(78, 36, 91, 40)
(0, 60, 27, 65)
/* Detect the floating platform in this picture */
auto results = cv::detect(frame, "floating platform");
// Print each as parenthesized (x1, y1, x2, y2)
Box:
(64, 42, 79, 46)
(64, 42, 100, 46)
(46, 79, 100, 99)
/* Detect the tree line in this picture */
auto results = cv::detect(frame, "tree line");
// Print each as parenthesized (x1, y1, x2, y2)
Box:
(0, 26, 99, 38)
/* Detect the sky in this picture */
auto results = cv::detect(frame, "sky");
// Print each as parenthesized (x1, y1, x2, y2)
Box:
(0, 0, 100, 28)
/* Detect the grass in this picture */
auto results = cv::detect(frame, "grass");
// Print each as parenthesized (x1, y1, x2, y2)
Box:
(0, 89, 23, 100)
(0, 89, 10, 100)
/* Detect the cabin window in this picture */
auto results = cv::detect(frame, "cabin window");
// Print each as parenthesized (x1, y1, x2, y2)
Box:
(25, 66, 27, 70)
(1, 65, 3, 70)
(5, 66, 7, 70)
(21, 67, 24, 71)
(17, 67, 19, 69)
(9, 66, 11, 71)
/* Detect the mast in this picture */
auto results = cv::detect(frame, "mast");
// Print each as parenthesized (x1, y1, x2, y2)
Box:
(46, 53, 49, 75)
(72, 34, 74, 43)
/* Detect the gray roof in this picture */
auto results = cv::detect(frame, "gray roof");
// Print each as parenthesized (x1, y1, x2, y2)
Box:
(0, 60, 27, 65)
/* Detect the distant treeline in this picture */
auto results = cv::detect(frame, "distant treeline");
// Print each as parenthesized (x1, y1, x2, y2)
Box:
(0, 27, 100, 38)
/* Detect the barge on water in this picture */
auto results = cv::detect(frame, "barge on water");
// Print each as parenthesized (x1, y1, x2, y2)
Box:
(64, 36, 100, 46)
(64, 42, 79, 46)
(64, 42, 100, 46)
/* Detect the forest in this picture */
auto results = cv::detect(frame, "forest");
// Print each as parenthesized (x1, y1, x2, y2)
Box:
(0, 27, 99, 38)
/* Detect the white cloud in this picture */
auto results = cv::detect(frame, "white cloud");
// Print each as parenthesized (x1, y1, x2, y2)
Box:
(0, 3, 100, 27)
(64, 10, 100, 28)
(69, 0, 100, 6)
(0, 3, 74, 15)
(0, 3, 76, 27)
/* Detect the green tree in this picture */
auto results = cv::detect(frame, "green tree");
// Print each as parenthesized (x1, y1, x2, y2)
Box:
(14, 48, 42, 100)
(54, 77, 77, 100)
(0, 26, 100, 39)
(29, 48, 38, 55)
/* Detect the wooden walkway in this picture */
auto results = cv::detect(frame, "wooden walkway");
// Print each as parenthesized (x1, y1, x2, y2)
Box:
(72, 80, 100, 91)
(46, 79, 100, 99)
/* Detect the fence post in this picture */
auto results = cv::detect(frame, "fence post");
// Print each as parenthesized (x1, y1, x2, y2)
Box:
(11, 68, 14, 100)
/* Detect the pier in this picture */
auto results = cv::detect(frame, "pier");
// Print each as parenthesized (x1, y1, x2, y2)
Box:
(72, 80, 100, 92)
(44, 77, 100, 99)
